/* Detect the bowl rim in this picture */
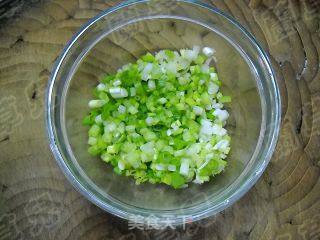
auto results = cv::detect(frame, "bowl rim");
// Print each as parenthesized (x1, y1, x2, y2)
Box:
(46, 0, 281, 225)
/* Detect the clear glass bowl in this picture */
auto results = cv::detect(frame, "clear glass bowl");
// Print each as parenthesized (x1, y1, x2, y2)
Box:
(46, 0, 281, 225)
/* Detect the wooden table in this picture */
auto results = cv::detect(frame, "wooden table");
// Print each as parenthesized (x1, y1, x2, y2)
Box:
(0, 0, 319, 239)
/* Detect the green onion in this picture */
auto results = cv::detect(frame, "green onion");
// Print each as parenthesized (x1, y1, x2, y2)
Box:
(84, 46, 231, 189)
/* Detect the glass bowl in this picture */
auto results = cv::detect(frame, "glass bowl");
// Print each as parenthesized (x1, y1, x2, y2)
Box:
(46, 0, 281, 225)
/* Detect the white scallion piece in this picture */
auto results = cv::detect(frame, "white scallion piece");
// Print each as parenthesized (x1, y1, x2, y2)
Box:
(109, 87, 128, 99)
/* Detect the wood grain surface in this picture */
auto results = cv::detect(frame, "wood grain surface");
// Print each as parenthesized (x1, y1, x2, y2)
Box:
(0, 0, 320, 239)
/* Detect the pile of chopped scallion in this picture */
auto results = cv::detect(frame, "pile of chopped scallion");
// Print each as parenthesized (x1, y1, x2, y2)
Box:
(83, 46, 231, 189)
